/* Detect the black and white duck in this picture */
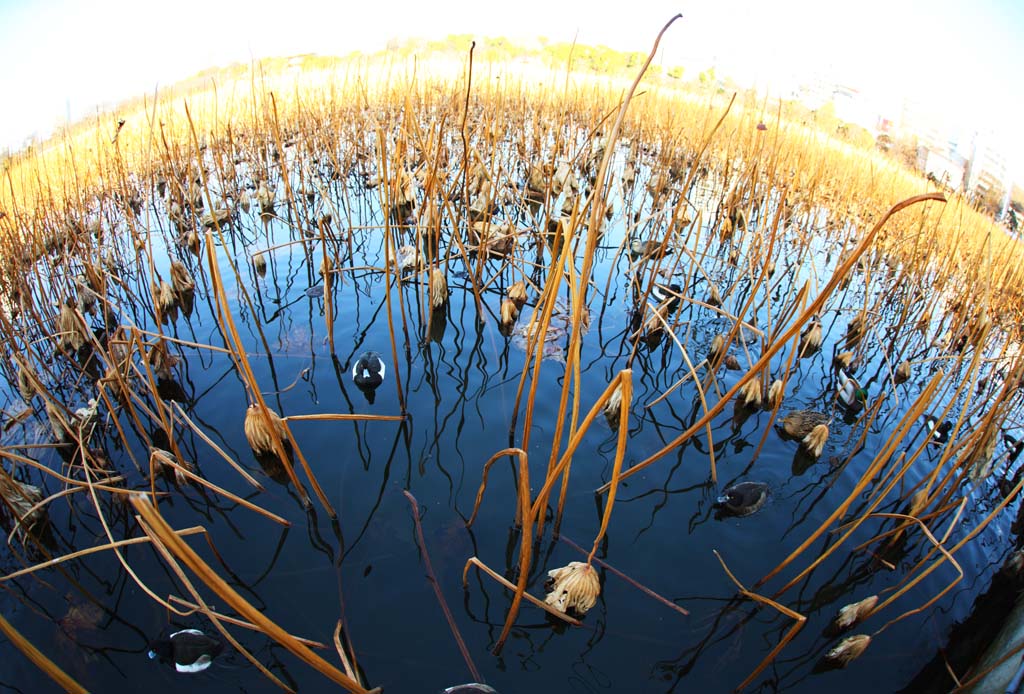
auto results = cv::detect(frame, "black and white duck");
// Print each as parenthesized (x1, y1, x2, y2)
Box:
(353, 351, 386, 403)
(924, 415, 952, 445)
(148, 628, 223, 673)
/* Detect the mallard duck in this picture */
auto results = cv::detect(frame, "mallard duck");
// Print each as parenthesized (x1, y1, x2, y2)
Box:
(148, 628, 223, 673)
(778, 410, 829, 439)
(924, 415, 952, 444)
(715, 481, 769, 517)
(838, 370, 868, 409)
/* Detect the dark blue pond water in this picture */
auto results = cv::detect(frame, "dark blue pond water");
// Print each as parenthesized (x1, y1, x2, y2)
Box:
(0, 139, 1015, 694)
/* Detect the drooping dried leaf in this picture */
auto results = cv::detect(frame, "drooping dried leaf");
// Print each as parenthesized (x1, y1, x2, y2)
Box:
(544, 562, 600, 616)
(244, 404, 289, 458)
(430, 268, 448, 310)
(802, 423, 829, 457)
(738, 378, 762, 409)
(832, 595, 878, 631)
(824, 634, 871, 667)
(508, 281, 527, 309)
(0, 471, 44, 527)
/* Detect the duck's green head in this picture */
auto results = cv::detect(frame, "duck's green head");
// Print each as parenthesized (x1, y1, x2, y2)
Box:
(855, 387, 869, 403)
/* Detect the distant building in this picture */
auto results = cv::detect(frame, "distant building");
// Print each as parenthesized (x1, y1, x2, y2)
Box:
(920, 148, 967, 190)
(900, 99, 1013, 215)
(964, 132, 1012, 214)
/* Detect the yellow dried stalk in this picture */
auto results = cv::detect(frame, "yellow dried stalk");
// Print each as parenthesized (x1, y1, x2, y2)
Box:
(714, 550, 806, 690)
(0, 612, 88, 694)
(130, 495, 370, 693)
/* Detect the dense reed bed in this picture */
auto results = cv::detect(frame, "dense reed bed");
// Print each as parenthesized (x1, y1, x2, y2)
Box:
(0, 26, 1022, 692)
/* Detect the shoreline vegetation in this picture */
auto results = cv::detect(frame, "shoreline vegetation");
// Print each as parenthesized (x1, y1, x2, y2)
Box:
(2, 36, 1019, 310)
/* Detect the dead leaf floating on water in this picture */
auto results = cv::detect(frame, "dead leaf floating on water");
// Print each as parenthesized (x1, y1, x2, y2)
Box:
(544, 561, 600, 616)
(834, 351, 854, 370)
(824, 634, 871, 668)
(57, 299, 86, 352)
(604, 381, 624, 427)
(803, 423, 829, 458)
(737, 378, 762, 409)
(799, 320, 823, 356)
(244, 405, 289, 458)
(832, 595, 877, 632)
(895, 361, 912, 384)
(508, 281, 527, 309)
(150, 447, 195, 486)
(430, 269, 448, 310)
(0, 473, 44, 527)
(766, 379, 785, 410)
(169, 261, 194, 295)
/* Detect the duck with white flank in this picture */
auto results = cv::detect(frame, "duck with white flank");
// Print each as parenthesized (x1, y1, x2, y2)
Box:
(148, 628, 223, 673)
(838, 369, 868, 411)
(353, 351, 386, 403)
(924, 415, 952, 445)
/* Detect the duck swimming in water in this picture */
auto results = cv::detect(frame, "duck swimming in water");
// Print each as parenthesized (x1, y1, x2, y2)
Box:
(148, 628, 223, 673)
(629, 238, 672, 262)
(649, 282, 681, 311)
(778, 410, 829, 439)
(778, 409, 830, 457)
(352, 351, 386, 402)
(838, 370, 868, 410)
(924, 415, 952, 445)
(715, 481, 769, 517)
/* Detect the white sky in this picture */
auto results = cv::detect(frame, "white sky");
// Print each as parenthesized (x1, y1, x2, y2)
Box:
(1, 0, 1022, 177)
